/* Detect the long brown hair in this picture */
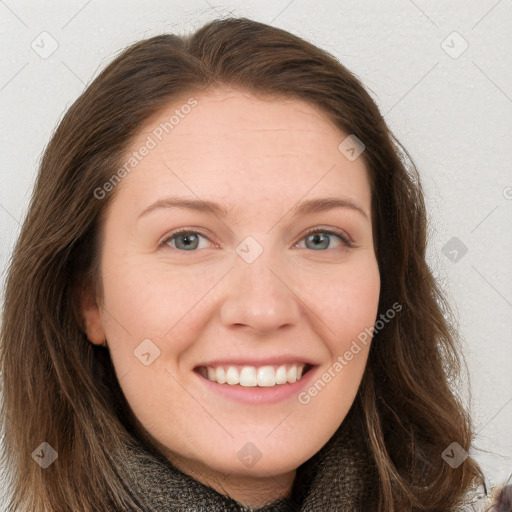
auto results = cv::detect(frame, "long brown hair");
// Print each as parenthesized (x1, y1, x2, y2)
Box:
(0, 17, 486, 511)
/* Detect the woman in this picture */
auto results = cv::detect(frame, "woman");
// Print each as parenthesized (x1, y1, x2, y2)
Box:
(0, 16, 501, 511)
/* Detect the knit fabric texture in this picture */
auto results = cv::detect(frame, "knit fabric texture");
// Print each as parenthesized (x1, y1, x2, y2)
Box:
(112, 413, 379, 512)
(110, 413, 496, 511)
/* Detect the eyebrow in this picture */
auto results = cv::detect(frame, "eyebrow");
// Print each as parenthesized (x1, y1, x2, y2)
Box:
(138, 195, 369, 221)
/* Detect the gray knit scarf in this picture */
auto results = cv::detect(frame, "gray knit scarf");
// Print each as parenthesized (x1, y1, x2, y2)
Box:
(113, 410, 379, 511)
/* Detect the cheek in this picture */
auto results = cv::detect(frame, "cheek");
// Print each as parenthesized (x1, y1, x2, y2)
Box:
(98, 259, 211, 425)
(102, 255, 183, 326)
(294, 259, 379, 421)
(297, 256, 380, 351)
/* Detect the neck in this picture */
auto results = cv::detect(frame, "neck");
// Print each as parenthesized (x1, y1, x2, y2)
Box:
(166, 451, 296, 508)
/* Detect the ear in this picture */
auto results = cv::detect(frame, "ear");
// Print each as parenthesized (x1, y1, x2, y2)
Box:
(77, 280, 107, 347)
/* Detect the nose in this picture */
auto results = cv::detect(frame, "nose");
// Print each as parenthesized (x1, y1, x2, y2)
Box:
(219, 248, 302, 335)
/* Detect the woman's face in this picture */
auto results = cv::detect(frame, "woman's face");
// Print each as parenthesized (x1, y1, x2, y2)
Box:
(83, 86, 380, 503)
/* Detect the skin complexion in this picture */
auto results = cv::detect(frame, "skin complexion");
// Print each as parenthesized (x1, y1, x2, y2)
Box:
(82, 87, 380, 508)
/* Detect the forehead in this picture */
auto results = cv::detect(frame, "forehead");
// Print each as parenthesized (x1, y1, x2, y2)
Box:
(112, 86, 371, 218)
(138, 87, 342, 152)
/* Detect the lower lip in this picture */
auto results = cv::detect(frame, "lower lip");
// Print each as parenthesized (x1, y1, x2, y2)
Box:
(194, 365, 317, 405)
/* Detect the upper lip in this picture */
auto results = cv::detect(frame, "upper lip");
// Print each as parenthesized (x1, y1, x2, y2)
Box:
(195, 356, 317, 368)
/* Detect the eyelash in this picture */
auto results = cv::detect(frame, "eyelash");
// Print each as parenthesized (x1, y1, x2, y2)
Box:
(159, 226, 355, 251)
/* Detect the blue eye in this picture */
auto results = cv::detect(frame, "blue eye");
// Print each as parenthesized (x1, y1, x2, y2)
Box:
(161, 230, 211, 251)
(295, 228, 353, 251)
(160, 227, 353, 252)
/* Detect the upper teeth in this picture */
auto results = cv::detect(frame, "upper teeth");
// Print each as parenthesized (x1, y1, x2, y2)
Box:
(199, 363, 306, 387)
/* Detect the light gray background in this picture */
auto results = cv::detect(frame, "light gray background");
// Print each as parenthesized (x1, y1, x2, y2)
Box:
(1, 0, 511, 504)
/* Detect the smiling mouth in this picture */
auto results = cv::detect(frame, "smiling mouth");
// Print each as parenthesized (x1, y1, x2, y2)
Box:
(195, 363, 314, 387)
